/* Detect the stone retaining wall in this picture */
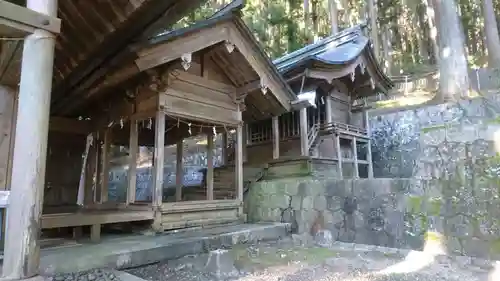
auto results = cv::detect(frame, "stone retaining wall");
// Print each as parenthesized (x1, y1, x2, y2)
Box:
(245, 177, 500, 260)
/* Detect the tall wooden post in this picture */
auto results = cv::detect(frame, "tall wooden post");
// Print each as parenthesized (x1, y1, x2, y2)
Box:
(206, 134, 214, 200)
(325, 95, 332, 124)
(335, 135, 343, 178)
(300, 108, 308, 156)
(84, 135, 98, 205)
(175, 139, 183, 201)
(2, 0, 58, 278)
(100, 129, 111, 203)
(272, 116, 280, 160)
(352, 137, 359, 178)
(152, 111, 165, 210)
(128, 120, 138, 204)
(221, 132, 228, 166)
(235, 123, 243, 210)
(364, 111, 374, 178)
(243, 124, 248, 163)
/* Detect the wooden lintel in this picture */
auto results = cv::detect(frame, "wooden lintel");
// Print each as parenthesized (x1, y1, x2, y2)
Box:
(135, 24, 230, 71)
(0, 0, 61, 35)
(49, 117, 91, 135)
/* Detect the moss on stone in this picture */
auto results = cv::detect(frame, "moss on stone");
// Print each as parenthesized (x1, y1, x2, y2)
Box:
(421, 124, 447, 133)
(408, 196, 423, 213)
(428, 198, 442, 216)
(489, 239, 500, 254)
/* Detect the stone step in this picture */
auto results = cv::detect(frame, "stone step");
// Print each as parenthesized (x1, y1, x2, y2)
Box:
(39, 223, 291, 275)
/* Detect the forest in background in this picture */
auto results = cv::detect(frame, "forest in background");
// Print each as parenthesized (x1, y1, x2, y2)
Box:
(173, 0, 500, 81)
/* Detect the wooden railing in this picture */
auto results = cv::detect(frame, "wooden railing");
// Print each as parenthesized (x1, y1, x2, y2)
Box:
(320, 121, 368, 136)
(307, 123, 320, 151)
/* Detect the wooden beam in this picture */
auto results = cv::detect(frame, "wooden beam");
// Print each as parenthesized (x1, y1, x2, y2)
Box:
(49, 117, 92, 134)
(272, 116, 279, 160)
(135, 24, 229, 71)
(127, 119, 139, 204)
(2, 0, 57, 278)
(51, 0, 206, 114)
(206, 134, 214, 200)
(0, 0, 61, 35)
(175, 139, 183, 201)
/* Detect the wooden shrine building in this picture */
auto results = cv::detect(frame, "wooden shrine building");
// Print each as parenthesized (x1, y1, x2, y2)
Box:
(207, 25, 393, 190)
(243, 25, 393, 179)
(0, 0, 304, 279)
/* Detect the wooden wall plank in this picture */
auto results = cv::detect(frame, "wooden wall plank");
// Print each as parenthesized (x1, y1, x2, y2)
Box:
(160, 94, 241, 125)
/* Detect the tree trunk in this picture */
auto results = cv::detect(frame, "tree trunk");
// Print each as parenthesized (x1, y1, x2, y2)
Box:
(382, 25, 393, 74)
(328, 0, 339, 34)
(304, 0, 311, 43)
(367, 0, 380, 59)
(423, 0, 440, 64)
(482, 0, 500, 68)
(435, 0, 470, 102)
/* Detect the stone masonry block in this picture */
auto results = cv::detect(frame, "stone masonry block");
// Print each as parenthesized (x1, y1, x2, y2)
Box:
(291, 196, 302, 210)
(327, 196, 342, 211)
(284, 181, 299, 196)
(298, 181, 313, 196)
(301, 196, 314, 210)
(314, 196, 327, 211)
(269, 194, 290, 209)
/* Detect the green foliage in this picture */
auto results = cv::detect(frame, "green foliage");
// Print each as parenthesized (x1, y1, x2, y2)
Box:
(170, 0, 500, 74)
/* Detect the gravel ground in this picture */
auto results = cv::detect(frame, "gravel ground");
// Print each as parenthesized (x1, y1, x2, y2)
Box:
(126, 237, 495, 281)
(45, 269, 121, 281)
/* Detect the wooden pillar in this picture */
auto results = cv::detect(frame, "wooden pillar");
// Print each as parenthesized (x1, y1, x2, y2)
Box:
(128, 120, 138, 204)
(352, 137, 359, 178)
(335, 135, 343, 179)
(272, 116, 280, 160)
(99, 129, 111, 203)
(300, 108, 308, 156)
(206, 135, 214, 200)
(221, 132, 228, 166)
(325, 95, 332, 124)
(152, 111, 165, 209)
(175, 139, 183, 201)
(84, 136, 98, 205)
(364, 110, 374, 178)
(243, 124, 248, 163)
(2, 0, 58, 278)
(235, 123, 244, 206)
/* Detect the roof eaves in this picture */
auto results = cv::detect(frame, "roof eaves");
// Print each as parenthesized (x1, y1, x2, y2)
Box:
(274, 24, 367, 71)
(232, 17, 297, 102)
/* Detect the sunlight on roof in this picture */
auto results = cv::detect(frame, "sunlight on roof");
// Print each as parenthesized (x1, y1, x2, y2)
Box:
(297, 90, 317, 105)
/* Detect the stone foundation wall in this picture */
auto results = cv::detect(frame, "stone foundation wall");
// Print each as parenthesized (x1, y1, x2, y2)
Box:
(246, 177, 500, 260)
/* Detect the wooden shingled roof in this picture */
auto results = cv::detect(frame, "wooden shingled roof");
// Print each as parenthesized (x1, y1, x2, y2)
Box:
(0, 0, 206, 112)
